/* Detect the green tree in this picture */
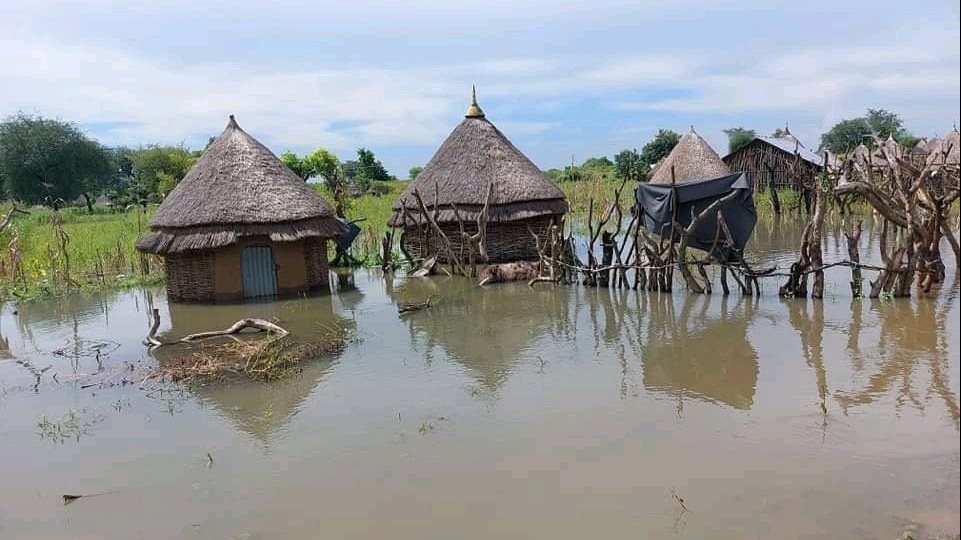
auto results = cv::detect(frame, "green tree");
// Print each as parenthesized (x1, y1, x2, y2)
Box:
(723, 127, 757, 154)
(305, 148, 340, 185)
(581, 156, 614, 169)
(865, 109, 904, 140)
(0, 113, 113, 208)
(820, 118, 873, 154)
(613, 149, 645, 182)
(409, 165, 424, 180)
(354, 147, 390, 190)
(640, 129, 681, 168)
(280, 150, 313, 181)
(895, 133, 922, 149)
(128, 145, 195, 200)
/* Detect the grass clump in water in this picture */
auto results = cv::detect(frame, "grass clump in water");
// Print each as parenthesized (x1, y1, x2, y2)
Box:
(155, 324, 352, 383)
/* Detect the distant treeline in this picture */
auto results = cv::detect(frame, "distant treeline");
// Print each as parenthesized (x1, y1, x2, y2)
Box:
(545, 108, 928, 183)
(0, 107, 930, 210)
(0, 112, 398, 211)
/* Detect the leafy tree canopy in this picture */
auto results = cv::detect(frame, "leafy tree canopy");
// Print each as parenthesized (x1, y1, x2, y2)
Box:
(614, 149, 646, 182)
(640, 129, 681, 168)
(305, 148, 340, 185)
(820, 109, 918, 154)
(0, 112, 113, 207)
(354, 147, 390, 189)
(723, 127, 757, 154)
(128, 144, 195, 200)
(281, 150, 313, 181)
(408, 165, 423, 180)
(820, 118, 873, 154)
(581, 156, 614, 169)
(865, 108, 904, 140)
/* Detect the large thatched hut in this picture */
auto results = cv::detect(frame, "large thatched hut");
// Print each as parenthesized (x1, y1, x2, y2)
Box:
(137, 116, 345, 302)
(649, 127, 730, 184)
(722, 126, 823, 190)
(387, 89, 567, 263)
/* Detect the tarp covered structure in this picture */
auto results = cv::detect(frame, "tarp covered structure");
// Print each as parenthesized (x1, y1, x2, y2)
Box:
(635, 172, 757, 261)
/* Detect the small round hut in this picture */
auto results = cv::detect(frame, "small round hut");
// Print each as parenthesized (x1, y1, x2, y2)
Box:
(387, 89, 567, 263)
(137, 116, 345, 303)
(649, 127, 730, 184)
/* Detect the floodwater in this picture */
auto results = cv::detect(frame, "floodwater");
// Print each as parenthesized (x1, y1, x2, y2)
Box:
(1, 216, 959, 540)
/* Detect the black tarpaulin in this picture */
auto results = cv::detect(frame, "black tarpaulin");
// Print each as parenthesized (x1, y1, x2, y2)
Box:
(635, 172, 756, 260)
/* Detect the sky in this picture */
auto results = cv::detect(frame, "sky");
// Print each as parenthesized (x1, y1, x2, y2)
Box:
(2, 0, 959, 176)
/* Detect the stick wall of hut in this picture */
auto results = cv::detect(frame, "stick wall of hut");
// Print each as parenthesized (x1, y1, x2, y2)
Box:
(723, 140, 821, 191)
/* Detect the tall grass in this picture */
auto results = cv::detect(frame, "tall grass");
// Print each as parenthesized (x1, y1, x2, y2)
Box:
(0, 205, 163, 301)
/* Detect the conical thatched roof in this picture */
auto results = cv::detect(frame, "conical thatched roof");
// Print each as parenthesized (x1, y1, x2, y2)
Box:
(648, 128, 730, 185)
(926, 129, 960, 168)
(388, 91, 566, 226)
(137, 116, 344, 254)
(873, 135, 903, 160)
(852, 143, 872, 161)
(912, 138, 930, 157)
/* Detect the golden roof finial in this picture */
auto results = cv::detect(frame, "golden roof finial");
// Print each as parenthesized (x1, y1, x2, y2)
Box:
(465, 85, 485, 118)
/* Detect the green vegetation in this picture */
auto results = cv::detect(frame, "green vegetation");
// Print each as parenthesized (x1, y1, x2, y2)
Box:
(0, 205, 162, 301)
(545, 128, 681, 184)
(820, 108, 920, 153)
(0, 113, 115, 209)
(281, 147, 340, 184)
(723, 127, 757, 154)
(640, 129, 681, 168)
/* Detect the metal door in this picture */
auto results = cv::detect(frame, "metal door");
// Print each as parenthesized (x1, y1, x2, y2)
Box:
(242, 246, 278, 298)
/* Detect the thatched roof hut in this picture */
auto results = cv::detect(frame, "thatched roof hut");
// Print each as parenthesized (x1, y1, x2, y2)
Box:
(649, 127, 729, 185)
(926, 128, 960, 168)
(388, 88, 567, 263)
(137, 116, 345, 302)
(641, 295, 759, 410)
(872, 135, 903, 161)
(909, 139, 930, 167)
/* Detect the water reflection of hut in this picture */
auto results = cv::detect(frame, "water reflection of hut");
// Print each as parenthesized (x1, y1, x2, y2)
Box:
(641, 295, 759, 410)
(154, 293, 351, 444)
(137, 116, 345, 303)
(722, 126, 824, 190)
(191, 359, 336, 445)
(650, 127, 730, 185)
(387, 88, 568, 263)
(389, 278, 571, 391)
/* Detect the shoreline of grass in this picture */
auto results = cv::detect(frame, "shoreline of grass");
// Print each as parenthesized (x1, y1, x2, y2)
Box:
(3, 179, 954, 303)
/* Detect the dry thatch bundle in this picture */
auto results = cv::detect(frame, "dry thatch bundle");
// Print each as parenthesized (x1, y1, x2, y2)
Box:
(388, 92, 567, 226)
(649, 128, 730, 185)
(156, 335, 348, 383)
(137, 116, 344, 255)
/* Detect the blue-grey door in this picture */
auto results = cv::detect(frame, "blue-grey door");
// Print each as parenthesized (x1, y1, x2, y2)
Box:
(242, 246, 278, 298)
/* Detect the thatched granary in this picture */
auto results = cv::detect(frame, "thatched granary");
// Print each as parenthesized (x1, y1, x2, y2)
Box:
(137, 116, 345, 302)
(909, 139, 931, 168)
(387, 89, 567, 264)
(649, 127, 730, 184)
(722, 126, 823, 190)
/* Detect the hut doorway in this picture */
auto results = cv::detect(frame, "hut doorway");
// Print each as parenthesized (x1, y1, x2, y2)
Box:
(242, 246, 279, 298)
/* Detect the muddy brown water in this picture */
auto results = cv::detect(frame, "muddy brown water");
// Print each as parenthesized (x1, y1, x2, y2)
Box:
(1, 216, 958, 539)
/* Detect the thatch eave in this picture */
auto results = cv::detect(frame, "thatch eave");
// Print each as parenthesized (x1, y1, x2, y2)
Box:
(137, 217, 346, 255)
(387, 198, 568, 227)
